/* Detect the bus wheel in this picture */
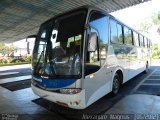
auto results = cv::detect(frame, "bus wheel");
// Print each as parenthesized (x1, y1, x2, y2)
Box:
(112, 74, 120, 96)
(144, 62, 149, 74)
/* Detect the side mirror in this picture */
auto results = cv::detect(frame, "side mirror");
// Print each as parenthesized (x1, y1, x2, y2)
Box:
(88, 32, 97, 52)
(26, 35, 37, 54)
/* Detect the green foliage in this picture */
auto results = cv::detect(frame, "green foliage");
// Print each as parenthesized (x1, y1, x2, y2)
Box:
(139, 12, 160, 60)
(21, 55, 31, 62)
(0, 43, 18, 56)
(27, 55, 32, 62)
(152, 44, 160, 59)
(139, 11, 160, 34)
(0, 55, 31, 66)
(0, 43, 7, 56)
(139, 22, 152, 33)
(152, 14, 160, 25)
(0, 62, 30, 66)
(152, 12, 160, 35)
(0, 42, 31, 66)
(0, 57, 13, 64)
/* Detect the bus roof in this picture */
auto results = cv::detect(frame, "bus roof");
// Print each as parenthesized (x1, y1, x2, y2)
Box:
(41, 5, 150, 41)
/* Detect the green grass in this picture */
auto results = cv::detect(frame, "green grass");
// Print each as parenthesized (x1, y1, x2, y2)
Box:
(0, 62, 31, 66)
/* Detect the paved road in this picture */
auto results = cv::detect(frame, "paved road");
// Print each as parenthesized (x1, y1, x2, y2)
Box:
(0, 64, 160, 120)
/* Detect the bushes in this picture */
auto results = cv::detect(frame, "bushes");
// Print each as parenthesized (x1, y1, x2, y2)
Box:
(21, 55, 31, 62)
(0, 57, 13, 64)
(152, 44, 160, 59)
(0, 55, 31, 66)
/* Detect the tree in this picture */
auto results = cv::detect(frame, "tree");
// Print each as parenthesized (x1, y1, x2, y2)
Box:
(152, 12, 160, 35)
(152, 44, 160, 59)
(7, 44, 18, 57)
(139, 22, 152, 33)
(0, 43, 17, 57)
(139, 11, 160, 59)
(139, 12, 160, 34)
(0, 43, 8, 56)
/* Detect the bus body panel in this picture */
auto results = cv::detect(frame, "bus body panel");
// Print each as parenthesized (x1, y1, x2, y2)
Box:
(31, 84, 86, 109)
(32, 75, 77, 89)
(83, 67, 113, 106)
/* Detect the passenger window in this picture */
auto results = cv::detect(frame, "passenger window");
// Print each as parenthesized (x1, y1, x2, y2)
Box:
(149, 40, 151, 48)
(147, 39, 151, 48)
(144, 37, 147, 48)
(124, 27, 132, 45)
(110, 19, 118, 43)
(139, 35, 144, 47)
(117, 23, 123, 44)
(143, 37, 145, 47)
(133, 32, 139, 46)
(110, 19, 123, 44)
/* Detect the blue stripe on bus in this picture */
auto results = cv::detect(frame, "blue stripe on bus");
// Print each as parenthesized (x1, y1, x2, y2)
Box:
(32, 76, 76, 89)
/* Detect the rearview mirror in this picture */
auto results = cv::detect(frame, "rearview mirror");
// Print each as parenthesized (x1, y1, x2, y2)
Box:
(26, 35, 37, 54)
(88, 32, 97, 52)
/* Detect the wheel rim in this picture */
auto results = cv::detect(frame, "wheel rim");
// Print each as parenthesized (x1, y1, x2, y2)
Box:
(113, 77, 120, 94)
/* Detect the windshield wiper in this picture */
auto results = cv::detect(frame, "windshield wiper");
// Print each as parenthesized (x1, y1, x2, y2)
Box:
(35, 51, 44, 74)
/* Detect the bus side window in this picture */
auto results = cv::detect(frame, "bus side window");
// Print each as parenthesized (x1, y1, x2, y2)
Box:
(110, 19, 118, 43)
(147, 39, 150, 48)
(133, 31, 139, 47)
(139, 35, 143, 47)
(110, 20, 123, 44)
(117, 23, 123, 44)
(143, 37, 145, 47)
(144, 37, 147, 48)
(124, 26, 133, 45)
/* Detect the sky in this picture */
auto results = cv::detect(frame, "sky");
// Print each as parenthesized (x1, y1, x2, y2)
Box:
(12, 0, 160, 48)
(111, 0, 160, 43)
(111, 0, 160, 29)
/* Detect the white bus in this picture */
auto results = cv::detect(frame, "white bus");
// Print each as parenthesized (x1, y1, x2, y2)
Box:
(30, 6, 151, 109)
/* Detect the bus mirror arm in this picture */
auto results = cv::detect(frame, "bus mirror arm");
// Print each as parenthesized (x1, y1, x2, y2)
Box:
(26, 35, 37, 42)
(88, 32, 97, 52)
(26, 35, 37, 54)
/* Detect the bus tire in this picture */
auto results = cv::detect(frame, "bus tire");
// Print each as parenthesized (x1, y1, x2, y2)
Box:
(111, 73, 121, 96)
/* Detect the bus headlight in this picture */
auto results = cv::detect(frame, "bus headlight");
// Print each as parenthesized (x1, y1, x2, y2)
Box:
(31, 80, 37, 86)
(59, 88, 81, 94)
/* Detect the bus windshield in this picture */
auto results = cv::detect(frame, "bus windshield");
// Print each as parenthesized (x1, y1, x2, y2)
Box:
(32, 11, 86, 79)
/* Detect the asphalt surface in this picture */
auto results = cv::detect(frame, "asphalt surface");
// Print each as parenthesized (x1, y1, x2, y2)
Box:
(0, 68, 31, 79)
(0, 65, 160, 120)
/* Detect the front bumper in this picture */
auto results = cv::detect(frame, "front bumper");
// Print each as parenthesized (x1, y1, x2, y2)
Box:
(31, 84, 86, 109)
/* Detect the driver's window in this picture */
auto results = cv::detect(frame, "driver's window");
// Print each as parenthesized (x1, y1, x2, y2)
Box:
(85, 12, 108, 76)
